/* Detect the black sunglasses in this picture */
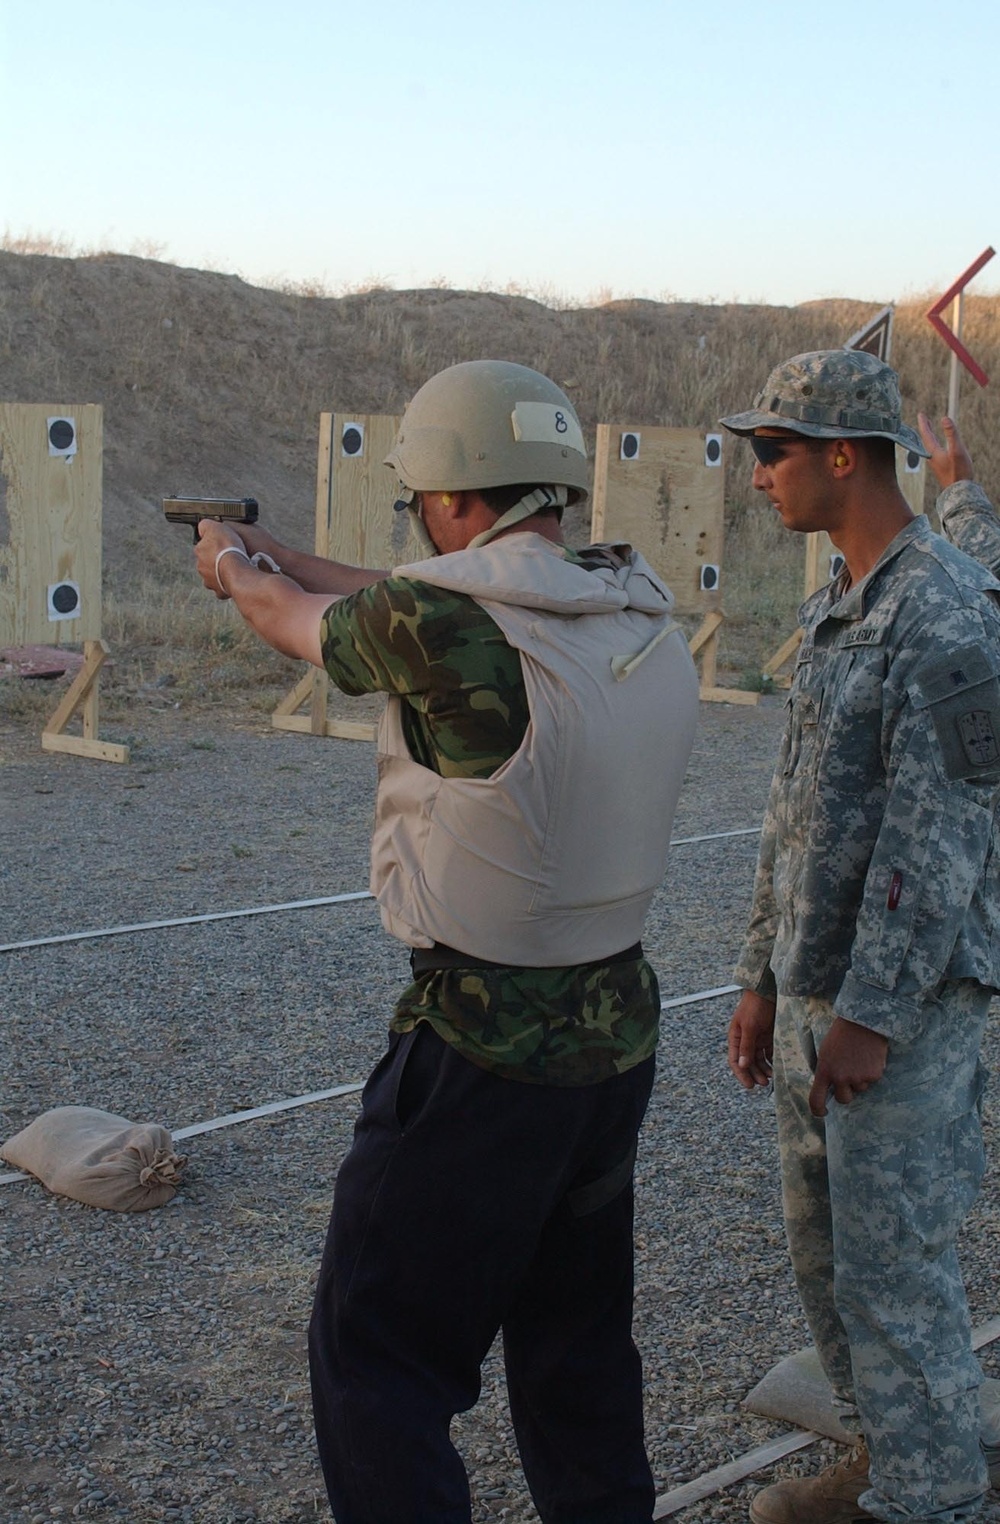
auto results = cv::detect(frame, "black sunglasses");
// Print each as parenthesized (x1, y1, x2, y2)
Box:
(749, 435, 821, 467)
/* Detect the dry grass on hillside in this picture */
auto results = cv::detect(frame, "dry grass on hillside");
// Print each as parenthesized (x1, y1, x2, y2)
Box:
(2, 246, 999, 701)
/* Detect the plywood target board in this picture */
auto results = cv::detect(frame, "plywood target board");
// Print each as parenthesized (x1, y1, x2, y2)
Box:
(0, 404, 102, 645)
(273, 412, 428, 742)
(590, 425, 724, 615)
(319, 412, 425, 570)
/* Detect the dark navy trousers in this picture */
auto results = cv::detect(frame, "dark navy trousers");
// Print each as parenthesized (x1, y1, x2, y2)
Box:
(309, 1024, 656, 1524)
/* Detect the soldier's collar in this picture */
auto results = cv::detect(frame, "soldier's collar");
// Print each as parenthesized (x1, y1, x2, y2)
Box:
(826, 519, 928, 622)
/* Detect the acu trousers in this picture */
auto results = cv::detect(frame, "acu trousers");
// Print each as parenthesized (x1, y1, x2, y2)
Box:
(309, 1023, 656, 1524)
(773, 985, 990, 1524)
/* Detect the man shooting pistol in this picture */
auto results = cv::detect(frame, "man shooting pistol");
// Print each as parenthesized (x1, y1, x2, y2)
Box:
(162, 496, 259, 543)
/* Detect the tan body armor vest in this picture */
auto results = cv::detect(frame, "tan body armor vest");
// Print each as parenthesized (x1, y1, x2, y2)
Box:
(370, 535, 699, 966)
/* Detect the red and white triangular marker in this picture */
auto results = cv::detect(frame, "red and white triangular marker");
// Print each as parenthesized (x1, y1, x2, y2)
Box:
(926, 246, 995, 387)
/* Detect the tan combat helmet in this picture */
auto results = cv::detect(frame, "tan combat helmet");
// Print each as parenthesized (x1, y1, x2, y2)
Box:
(385, 360, 589, 548)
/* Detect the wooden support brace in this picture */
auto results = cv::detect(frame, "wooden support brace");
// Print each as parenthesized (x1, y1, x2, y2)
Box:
(41, 639, 129, 764)
(272, 666, 376, 742)
(687, 610, 759, 706)
(273, 668, 318, 721)
(762, 627, 804, 685)
(688, 609, 724, 659)
(273, 711, 377, 742)
(698, 685, 761, 707)
(309, 668, 330, 734)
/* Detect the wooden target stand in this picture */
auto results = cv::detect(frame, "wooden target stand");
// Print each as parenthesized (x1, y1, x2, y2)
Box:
(762, 451, 928, 687)
(591, 424, 758, 704)
(0, 403, 128, 764)
(272, 412, 425, 741)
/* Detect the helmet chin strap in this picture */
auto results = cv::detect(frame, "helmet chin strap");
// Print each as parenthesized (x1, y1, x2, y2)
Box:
(392, 485, 441, 557)
(394, 483, 570, 555)
(467, 485, 570, 549)
(409, 516, 440, 557)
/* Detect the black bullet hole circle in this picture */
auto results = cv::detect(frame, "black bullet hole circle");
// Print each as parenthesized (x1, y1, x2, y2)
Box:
(52, 584, 79, 614)
(342, 426, 363, 455)
(705, 437, 721, 463)
(907, 451, 920, 470)
(702, 566, 718, 590)
(622, 434, 639, 459)
(49, 419, 75, 451)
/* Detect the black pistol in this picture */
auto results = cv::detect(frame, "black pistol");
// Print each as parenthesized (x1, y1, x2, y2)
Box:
(163, 496, 260, 543)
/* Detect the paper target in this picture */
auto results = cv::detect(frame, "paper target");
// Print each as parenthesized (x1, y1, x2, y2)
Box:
(48, 580, 81, 620)
(341, 422, 365, 457)
(47, 416, 77, 458)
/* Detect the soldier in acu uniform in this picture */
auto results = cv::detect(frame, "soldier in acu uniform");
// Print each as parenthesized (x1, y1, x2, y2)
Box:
(193, 360, 700, 1524)
(723, 349, 1000, 1524)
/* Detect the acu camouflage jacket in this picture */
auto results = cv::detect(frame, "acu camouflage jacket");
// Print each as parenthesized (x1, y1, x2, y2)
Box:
(735, 515, 1000, 1041)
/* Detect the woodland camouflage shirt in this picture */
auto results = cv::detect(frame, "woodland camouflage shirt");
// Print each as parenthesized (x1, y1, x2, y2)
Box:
(320, 552, 660, 1084)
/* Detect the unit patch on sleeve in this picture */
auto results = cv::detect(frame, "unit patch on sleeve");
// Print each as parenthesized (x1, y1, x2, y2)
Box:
(958, 710, 1000, 768)
(910, 646, 1000, 783)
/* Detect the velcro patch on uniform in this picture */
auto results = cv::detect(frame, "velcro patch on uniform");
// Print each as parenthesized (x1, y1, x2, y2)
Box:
(910, 645, 998, 707)
(958, 710, 1000, 767)
(841, 624, 886, 648)
(910, 647, 1000, 781)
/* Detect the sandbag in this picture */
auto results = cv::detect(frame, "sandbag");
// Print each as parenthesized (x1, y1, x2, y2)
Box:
(0, 1105, 186, 1212)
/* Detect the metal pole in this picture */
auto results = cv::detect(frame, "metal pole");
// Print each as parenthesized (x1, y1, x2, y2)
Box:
(947, 289, 964, 422)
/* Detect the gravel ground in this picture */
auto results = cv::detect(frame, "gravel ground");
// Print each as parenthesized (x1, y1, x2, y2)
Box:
(1, 695, 998, 1524)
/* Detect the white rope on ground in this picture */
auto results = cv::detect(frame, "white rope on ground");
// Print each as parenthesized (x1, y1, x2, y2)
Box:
(653, 1430, 816, 1518)
(171, 1082, 364, 1140)
(670, 827, 760, 846)
(3, 1093, 998, 1516)
(4, 1057, 998, 1516)
(0, 827, 762, 957)
(653, 1315, 1000, 1517)
(0, 891, 373, 955)
(661, 984, 740, 1010)
(0, 985, 743, 1187)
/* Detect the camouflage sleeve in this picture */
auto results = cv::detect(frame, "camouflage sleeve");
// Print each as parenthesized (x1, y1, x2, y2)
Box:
(836, 607, 1000, 1040)
(320, 577, 505, 696)
(320, 577, 529, 779)
(938, 482, 1000, 578)
(320, 579, 431, 697)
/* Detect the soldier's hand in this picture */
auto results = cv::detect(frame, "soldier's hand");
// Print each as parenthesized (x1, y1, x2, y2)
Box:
(727, 990, 776, 1090)
(917, 413, 975, 489)
(809, 1016, 888, 1117)
(194, 519, 243, 598)
(235, 523, 285, 562)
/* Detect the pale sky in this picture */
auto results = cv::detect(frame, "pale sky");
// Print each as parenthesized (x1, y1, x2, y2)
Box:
(1, 0, 997, 307)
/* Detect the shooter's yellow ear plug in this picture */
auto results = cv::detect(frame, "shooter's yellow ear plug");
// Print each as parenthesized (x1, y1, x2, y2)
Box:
(442, 493, 453, 506)
(835, 454, 848, 467)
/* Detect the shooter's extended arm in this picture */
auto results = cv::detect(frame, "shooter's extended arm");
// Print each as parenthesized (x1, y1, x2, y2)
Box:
(163, 496, 259, 543)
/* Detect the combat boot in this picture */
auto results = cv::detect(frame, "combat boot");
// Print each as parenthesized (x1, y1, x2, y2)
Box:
(749, 1440, 872, 1524)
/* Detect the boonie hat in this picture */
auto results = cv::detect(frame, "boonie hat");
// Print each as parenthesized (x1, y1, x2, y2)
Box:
(720, 349, 929, 457)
